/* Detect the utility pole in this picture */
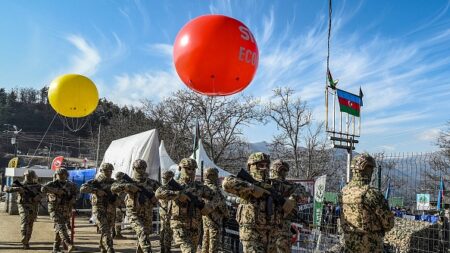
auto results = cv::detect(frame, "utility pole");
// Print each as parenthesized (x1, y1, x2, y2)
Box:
(3, 124, 22, 157)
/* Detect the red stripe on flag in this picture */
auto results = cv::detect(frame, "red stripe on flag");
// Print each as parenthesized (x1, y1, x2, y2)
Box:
(338, 97, 360, 111)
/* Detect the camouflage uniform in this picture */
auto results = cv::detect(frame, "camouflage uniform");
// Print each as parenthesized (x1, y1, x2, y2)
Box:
(111, 159, 160, 253)
(222, 152, 278, 253)
(42, 168, 79, 253)
(270, 160, 309, 253)
(155, 158, 215, 253)
(341, 154, 394, 253)
(5, 170, 43, 249)
(80, 163, 118, 253)
(158, 170, 174, 253)
(201, 168, 230, 253)
(114, 192, 126, 239)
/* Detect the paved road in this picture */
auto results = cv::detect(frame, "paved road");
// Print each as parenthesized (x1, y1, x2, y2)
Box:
(0, 212, 176, 253)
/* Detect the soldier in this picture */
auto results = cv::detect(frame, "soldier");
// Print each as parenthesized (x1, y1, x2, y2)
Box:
(270, 159, 309, 253)
(42, 168, 79, 253)
(5, 169, 43, 249)
(201, 168, 230, 253)
(223, 152, 289, 253)
(341, 153, 394, 253)
(158, 170, 174, 253)
(80, 163, 118, 253)
(155, 158, 214, 253)
(111, 159, 160, 253)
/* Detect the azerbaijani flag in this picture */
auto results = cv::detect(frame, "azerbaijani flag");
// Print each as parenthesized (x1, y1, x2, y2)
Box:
(336, 89, 362, 117)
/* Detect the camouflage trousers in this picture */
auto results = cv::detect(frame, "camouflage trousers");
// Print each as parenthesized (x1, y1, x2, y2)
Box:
(115, 208, 125, 237)
(18, 204, 38, 245)
(159, 214, 172, 253)
(239, 225, 277, 253)
(95, 207, 116, 253)
(272, 222, 292, 253)
(127, 209, 153, 253)
(171, 220, 200, 253)
(49, 206, 72, 250)
(343, 231, 384, 253)
(201, 217, 223, 253)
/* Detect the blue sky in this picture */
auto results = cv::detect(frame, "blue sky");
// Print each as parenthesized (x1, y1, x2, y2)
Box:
(1, 0, 449, 153)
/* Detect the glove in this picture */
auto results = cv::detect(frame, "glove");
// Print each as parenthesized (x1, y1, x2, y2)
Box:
(125, 184, 139, 193)
(282, 198, 297, 216)
(201, 202, 214, 215)
(96, 189, 106, 197)
(250, 185, 269, 198)
(151, 196, 158, 204)
(178, 192, 190, 202)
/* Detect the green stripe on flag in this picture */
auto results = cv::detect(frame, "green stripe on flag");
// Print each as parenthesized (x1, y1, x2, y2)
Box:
(339, 105, 360, 117)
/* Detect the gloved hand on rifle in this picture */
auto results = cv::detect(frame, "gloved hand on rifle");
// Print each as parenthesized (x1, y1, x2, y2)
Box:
(250, 184, 270, 198)
(95, 189, 107, 197)
(125, 184, 139, 193)
(282, 197, 297, 216)
(201, 202, 214, 215)
(177, 192, 191, 202)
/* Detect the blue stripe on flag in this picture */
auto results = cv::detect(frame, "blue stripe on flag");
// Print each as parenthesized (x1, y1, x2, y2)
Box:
(337, 89, 361, 105)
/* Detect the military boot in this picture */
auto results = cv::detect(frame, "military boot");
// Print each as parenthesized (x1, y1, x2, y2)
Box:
(67, 244, 75, 253)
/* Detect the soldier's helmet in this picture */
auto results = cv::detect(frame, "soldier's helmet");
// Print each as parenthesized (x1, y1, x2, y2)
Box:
(179, 158, 197, 169)
(24, 169, 37, 179)
(351, 153, 376, 172)
(100, 163, 114, 172)
(271, 159, 289, 172)
(162, 170, 174, 180)
(55, 168, 69, 176)
(247, 152, 270, 166)
(133, 159, 147, 170)
(204, 167, 219, 181)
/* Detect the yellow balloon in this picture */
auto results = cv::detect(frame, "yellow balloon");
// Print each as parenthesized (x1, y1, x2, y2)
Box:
(48, 74, 99, 118)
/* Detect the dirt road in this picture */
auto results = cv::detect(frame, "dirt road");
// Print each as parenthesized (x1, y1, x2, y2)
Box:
(0, 212, 170, 253)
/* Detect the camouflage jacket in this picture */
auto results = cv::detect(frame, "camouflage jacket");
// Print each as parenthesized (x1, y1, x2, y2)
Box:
(157, 184, 172, 219)
(6, 182, 43, 205)
(203, 183, 229, 227)
(80, 175, 117, 211)
(42, 180, 79, 208)
(222, 175, 276, 227)
(341, 180, 394, 234)
(111, 176, 160, 211)
(270, 178, 309, 225)
(155, 178, 214, 224)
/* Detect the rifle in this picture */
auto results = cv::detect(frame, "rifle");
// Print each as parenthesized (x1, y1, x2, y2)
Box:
(51, 180, 80, 215)
(236, 168, 287, 217)
(117, 173, 155, 204)
(12, 180, 47, 211)
(88, 179, 117, 204)
(166, 178, 205, 210)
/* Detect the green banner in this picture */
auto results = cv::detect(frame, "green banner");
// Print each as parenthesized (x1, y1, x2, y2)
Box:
(313, 175, 327, 226)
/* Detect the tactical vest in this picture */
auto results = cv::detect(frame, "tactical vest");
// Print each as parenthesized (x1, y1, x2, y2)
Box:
(342, 185, 384, 233)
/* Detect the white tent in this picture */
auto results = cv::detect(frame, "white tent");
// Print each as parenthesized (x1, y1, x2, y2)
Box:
(102, 129, 160, 180)
(159, 140, 179, 175)
(190, 140, 232, 178)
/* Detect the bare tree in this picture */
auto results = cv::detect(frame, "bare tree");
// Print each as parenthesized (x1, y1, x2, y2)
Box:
(264, 87, 312, 177)
(143, 90, 264, 167)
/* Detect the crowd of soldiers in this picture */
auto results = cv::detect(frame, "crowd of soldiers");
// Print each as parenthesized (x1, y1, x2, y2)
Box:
(4, 152, 394, 253)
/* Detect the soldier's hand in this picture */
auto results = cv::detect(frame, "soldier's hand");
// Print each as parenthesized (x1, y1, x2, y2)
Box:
(282, 198, 297, 215)
(125, 184, 139, 193)
(177, 192, 190, 202)
(96, 189, 106, 197)
(201, 202, 213, 215)
(250, 185, 269, 198)
(56, 189, 66, 195)
(3, 186, 10, 192)
(33, 195, 43, 202)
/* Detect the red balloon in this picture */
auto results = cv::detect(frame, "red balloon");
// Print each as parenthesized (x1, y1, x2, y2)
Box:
(173, 15, 259, 96)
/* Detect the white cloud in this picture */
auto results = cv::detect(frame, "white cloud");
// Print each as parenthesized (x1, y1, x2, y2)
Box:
(209, 0, 233, 15)
(261, 7, 274, 44)
(418, 128, 441, 141)
(66, 34, 101, 76)
(107, 70, 183, 106)
(145, 43, 173, 58)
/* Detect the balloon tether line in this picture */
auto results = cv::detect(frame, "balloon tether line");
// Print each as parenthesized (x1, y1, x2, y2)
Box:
(27, 112, 58, 167)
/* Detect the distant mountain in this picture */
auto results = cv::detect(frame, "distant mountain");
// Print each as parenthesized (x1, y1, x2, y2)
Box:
(248, 141, 270, 153)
